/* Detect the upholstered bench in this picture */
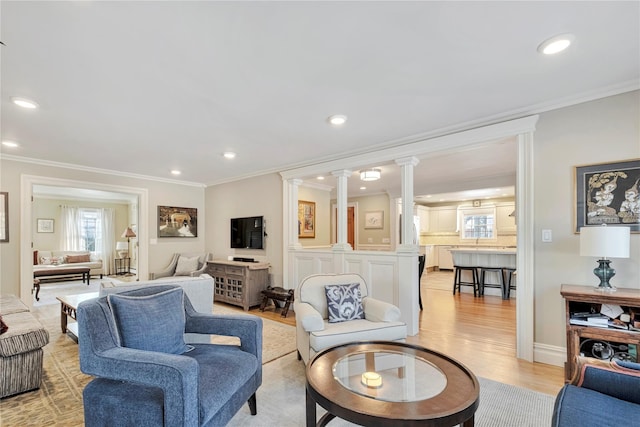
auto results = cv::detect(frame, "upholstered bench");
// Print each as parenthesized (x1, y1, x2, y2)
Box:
(0, 295, 50, 398)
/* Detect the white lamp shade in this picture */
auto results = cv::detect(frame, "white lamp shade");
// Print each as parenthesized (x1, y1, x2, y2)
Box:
(116, 241, 128, 250)
(579, 226, 630, 259)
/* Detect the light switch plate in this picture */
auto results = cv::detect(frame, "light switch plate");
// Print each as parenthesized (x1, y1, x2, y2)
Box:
(542, 229, 552, 243)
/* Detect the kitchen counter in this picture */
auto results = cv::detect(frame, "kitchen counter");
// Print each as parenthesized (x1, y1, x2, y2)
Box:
(450, 247, 516, 268)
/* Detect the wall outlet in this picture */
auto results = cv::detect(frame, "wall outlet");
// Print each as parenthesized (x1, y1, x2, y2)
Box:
(541, 229, 552, 243)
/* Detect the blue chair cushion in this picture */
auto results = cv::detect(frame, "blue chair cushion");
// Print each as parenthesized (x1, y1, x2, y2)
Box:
(108, 287, 192, 354)
(325, 283, 364, 323)
(553, 384, 640, 427)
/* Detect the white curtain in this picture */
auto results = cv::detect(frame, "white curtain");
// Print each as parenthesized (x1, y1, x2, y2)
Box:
(59, 205, 82, 251)
(98, 208, 115, 276)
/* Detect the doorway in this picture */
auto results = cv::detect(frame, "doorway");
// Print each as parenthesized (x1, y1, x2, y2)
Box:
(20, 175, 149, 307)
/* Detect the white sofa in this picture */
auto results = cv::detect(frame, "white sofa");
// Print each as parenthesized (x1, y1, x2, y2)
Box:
(149, 252, 210, 280)
(294, 273, 407, 364)
(98, 274, 215, 343)
(34, 250, 104, 278)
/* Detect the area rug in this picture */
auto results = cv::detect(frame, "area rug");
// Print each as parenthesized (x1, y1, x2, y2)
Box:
(0, 302, 296, 427)
(228, 352, 555, 426)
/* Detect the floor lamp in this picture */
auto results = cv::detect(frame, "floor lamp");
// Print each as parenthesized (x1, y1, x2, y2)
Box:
(121, 227, 137, 275)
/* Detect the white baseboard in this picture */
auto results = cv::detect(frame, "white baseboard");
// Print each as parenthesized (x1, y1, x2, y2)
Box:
(534, 342, 565, 367)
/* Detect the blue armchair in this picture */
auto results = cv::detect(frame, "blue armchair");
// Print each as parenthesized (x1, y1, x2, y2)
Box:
(552, 358, 640, 427)
(77, 285, 262, 427)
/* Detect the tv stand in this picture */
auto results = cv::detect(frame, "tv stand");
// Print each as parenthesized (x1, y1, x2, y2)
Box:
(207, 260, 270, 311)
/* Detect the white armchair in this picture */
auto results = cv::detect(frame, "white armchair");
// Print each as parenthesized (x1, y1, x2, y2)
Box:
(149, 252, 210, 280)
(294, 273, 407, 364)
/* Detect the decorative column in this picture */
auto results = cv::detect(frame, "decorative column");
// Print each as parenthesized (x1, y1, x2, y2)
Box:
(395, 156, 420, 336)
(288, 178, 303, 250)
(395, 157, 420, 251)
(331, 169, 352, 251)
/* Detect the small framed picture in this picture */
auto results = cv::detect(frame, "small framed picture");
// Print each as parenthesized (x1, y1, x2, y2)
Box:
(37, 218, 54, 233)
(365, 211, 384, 229)
(298, 200, 315, 238)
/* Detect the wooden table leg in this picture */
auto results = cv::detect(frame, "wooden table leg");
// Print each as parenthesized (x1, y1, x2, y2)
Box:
(60, 302, 68, 333)
(33, 279, 41, 301)
(462, 414, 475, 427)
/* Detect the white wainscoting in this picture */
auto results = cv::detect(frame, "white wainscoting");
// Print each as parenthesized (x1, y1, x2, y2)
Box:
(288, 248, 419, 334)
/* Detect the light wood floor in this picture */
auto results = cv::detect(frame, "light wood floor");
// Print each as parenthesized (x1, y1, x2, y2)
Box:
(250, 270, 565, 396)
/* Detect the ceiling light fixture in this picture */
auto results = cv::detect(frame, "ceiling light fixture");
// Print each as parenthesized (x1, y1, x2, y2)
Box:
(2, 141, 19, 148)
(170, 170, 181, 175)
(223, 151, 236, 159)
(11, 96, 39, 109)
(360, 168, 381, 181)
(316, 176, 325, 180)
(537, 33, 575, 55)
(327, 114, 347, 126)
(360, 186, 367, 190)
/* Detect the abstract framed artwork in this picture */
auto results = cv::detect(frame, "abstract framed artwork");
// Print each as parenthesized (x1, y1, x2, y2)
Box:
(37, 218, 54, 233)
(575, 158, 640, 233)
(364, 210, 384, 229)
(158, 205, 198, 237)
(298, 200, 315, 238)
(0, 192, 8, 242)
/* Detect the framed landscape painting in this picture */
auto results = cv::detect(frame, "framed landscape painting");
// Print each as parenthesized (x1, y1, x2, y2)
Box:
(158, 205, 198, 237)
(575, 159, 640, 233)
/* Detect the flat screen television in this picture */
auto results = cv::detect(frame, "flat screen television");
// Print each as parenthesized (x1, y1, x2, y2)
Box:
(230, 216, 264, 249)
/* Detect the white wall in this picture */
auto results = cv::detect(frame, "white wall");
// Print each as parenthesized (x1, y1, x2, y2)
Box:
(533, 91, 640, 350)
(204, 173, 284, 286)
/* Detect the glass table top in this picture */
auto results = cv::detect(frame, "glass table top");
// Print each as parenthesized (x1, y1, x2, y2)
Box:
(332, 349, 447, 403)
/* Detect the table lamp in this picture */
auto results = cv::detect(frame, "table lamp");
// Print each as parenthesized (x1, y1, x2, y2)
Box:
(116, 241, 128, 258)
(579, 224, 630, 291)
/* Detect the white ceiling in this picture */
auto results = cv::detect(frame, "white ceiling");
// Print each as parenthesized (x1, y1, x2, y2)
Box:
(2, 1, 638, 201)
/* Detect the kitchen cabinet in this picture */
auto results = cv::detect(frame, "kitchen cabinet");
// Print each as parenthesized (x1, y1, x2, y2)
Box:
(420, 245, 437, 269)
(438, 246, 454, 270)
(496, 202, 516, 234)
(428, 207, 458, 233)
(415, 205, 430, 233)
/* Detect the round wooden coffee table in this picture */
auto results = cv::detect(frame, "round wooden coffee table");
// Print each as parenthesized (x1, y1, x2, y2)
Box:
(305, 341, 479, 427)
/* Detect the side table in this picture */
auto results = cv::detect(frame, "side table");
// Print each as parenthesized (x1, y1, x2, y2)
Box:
(260, 286, 294, 318)
(115, 257, 131, 275)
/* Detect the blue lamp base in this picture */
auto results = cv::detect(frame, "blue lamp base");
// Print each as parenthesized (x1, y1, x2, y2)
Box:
(593, 259, 616, 292)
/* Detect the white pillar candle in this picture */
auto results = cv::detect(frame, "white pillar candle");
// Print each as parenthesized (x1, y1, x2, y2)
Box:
(361, 371, 382, 388)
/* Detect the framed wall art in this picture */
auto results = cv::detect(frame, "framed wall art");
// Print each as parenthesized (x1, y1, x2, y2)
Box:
(575, 158, 640, 233)
(365, 210, 384, 229)
(0, 192, 8, 242)
(158, 205, 198, 237)
(37, 218, 54, 233)
(298, 200, 315, 238)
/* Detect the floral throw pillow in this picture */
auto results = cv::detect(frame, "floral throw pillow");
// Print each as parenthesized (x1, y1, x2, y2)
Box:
(325, 283, 364, 323)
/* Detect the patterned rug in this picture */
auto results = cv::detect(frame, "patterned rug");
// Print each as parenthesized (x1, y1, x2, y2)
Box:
(0, 300, 296, 426)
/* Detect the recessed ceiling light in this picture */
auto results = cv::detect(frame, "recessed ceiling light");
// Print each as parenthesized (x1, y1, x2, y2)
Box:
(316, 176, 325, 180)
(2, 140, 19, 148)
(170, 170, 181, 175)
(327, 114, 347, 126)
(11, 96, 39, 109)
(223, 151, 236, 159)
(425, 195, 432, 198)
(537, 33, 574, 55)
(360, 186, 367, 190)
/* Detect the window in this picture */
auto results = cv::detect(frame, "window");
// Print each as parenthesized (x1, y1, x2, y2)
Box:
(459, 206, 496, 240)
(80, 209, 102, 253)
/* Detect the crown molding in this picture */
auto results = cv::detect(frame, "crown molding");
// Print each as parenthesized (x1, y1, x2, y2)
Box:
(0, 154, 207, 188)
